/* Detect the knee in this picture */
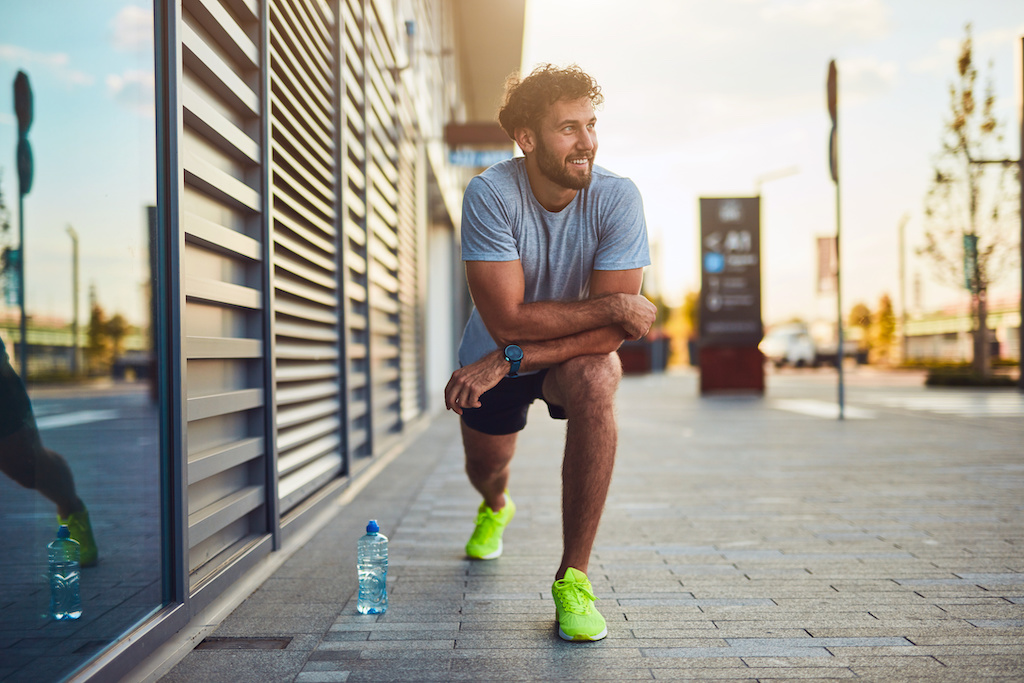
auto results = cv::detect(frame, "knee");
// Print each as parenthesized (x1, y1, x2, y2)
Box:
(560, 353, 622, 403)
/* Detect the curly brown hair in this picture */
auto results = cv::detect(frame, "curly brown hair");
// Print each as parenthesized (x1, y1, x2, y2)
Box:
(497, 64, 603, 140)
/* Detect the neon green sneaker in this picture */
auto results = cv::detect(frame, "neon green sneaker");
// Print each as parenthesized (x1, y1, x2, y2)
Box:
(59, 508, 98, 568)
(465, 493, 515, 560)
(552, 567, 607, 641)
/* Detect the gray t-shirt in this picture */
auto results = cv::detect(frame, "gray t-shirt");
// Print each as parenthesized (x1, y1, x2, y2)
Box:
(457, 158, 650, 367)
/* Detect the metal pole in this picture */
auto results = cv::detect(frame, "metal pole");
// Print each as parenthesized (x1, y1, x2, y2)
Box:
(899, 214, 908, 364)
(1018, 36, 1023, 393)
(17, 192, 26, 380)
(67, 225, 79, 376)
(836, 182, 845, 420)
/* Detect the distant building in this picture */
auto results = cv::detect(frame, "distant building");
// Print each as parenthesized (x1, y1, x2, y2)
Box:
(904, 295, 1021, 362)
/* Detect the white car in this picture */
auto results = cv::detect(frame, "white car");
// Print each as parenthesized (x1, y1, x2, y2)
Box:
(760, 325, 818, 368)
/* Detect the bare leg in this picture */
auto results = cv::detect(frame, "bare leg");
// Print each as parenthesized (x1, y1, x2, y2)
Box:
(461, 421, 517, 511)
(543, 352, 622, 579)
(0, 426, 85, 518)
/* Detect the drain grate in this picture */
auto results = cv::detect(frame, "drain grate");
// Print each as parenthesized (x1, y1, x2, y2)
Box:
(195, 637, 292, 650)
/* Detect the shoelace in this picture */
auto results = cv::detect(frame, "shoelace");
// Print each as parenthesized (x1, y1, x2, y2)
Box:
(472, 508, 499, 540)
(553, 576, 597, 614)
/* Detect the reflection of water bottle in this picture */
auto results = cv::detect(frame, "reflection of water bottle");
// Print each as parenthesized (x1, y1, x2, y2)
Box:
(357, 520, 388, 614)
(49, 524, 82, 620)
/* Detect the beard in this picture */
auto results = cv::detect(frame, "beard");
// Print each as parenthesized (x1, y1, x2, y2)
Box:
(535, 140, 593, 190)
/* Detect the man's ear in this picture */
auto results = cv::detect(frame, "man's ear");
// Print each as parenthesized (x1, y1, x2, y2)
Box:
(514, 127, 535, 155)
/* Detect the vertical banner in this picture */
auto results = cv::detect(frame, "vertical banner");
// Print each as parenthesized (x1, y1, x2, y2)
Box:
(816, 236, 838, 293)
(698, 197, 763, 346)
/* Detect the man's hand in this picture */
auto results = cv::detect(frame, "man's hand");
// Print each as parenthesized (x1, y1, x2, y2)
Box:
(444, 351, 509, 415)
(615, 293, 658, 340)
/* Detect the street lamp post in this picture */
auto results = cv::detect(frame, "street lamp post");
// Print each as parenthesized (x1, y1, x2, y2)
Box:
(67, 225, 79, 376)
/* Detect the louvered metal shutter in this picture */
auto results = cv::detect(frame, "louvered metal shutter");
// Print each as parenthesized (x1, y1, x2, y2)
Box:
(267, 0, 344, 514)
(338, 0, 371, 459)
(180, 0, 268, 588)
(363, 4, 404, 454)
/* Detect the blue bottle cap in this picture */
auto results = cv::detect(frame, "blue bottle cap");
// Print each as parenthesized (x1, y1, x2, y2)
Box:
(366, 520, 379, 534)
(57, 524, 71, 539)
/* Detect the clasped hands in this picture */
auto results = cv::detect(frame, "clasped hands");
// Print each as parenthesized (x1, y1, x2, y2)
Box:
(444, 293, 656, 414)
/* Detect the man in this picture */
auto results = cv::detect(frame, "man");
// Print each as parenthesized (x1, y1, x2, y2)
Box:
(0, 336, 98, 566)
(444, 64, 656, 642)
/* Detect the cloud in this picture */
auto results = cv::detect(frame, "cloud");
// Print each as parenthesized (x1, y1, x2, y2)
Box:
(110, 5, 153, 52)
(106, 70, 155, 117)
(837, 57, 898, 104)
(758, 0, 891, 40)
(0, 44, 94, 87)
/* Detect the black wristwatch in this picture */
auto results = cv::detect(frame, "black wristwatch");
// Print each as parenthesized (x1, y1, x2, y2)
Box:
(503, 344, 523, 377)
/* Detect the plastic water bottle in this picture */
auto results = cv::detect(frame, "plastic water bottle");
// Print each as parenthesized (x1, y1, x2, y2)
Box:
(357, 520, 388, 614)
(49, 524, 82, 620)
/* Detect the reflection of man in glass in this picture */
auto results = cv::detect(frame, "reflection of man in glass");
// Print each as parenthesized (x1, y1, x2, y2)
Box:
(0, 336, 98, 566)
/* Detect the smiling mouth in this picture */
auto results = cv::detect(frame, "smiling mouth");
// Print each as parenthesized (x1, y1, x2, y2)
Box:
(569, 156, 592, 167)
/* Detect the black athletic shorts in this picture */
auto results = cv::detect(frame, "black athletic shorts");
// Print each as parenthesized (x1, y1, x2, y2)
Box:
(460, 368, 568, 436)
(0, 336, 36, 439)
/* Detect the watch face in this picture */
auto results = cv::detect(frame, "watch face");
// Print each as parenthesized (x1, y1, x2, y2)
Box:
(505, 345, 523, 362)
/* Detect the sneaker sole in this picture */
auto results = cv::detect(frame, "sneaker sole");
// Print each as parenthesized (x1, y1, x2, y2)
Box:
(558, 625, 607, 642)
(466, 539, 502, 560)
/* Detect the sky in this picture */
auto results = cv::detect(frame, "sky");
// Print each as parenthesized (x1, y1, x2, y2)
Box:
(520, 0, 1024, 325)
(1, 1, 1021, 333)
(0, 1, 155, 327)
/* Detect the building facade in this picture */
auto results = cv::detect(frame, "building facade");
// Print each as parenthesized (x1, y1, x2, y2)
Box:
(0, 1, 523, 680)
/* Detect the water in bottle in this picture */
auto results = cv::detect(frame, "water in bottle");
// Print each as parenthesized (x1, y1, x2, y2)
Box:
(49, 524, 82, 620)
(357, 520, 388, 614)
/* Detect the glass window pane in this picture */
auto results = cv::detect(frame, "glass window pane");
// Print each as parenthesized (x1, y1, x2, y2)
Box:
(0, 2, 162, 680)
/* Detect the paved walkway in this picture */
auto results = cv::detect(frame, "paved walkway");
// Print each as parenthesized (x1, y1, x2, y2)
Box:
(158, 370, 1024, 682)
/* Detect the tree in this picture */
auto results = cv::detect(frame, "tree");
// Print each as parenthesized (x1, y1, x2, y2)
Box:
(920, 24, 1020, 377)
(0, 169, 14, 305)
(871, 294, 896, 364)
(848, 302, 872, 351)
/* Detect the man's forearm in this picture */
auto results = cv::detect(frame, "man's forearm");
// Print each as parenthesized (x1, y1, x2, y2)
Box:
(487, 295, 626, 346)
(516, 325, 626, 373)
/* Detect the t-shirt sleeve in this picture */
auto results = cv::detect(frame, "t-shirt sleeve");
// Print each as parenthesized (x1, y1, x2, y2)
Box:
(594, 178, 651, 271)
(461, 176, 520, 261)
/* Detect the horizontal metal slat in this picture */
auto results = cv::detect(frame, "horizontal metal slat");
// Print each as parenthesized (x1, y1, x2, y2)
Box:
(273, 183, 335, 237)
(187, 0, 258, 69)
(274, 229, 335, 273)
(188, 437, 264, 485)
(185, 276, 262, 309)
(183, 84, 260, 164)
(278, 434, 341, 478)
(273, 341, 339, 361)
(275, 380, 339, 405)
(275, 320, 338, 343)
(187, 388, 264, 421)
(274, 275, 338, 308)
(277, 397, 342, 429)
(268, 25, 333, 122)
(271, 0, 332, 86)
(182, 21, 259, 116)
(272, 155, 336, 218)
(269, 43, 333, 132)
(188, 485, 264, 548)
(275, 361, 340, 382)
(274, 297, 338, 326)
(269, 91, 334, 165)
(272, 207, 336, 254)
(270, 109, 334, 183)
(184, 210, 262, 261)
(275, 249, 337, 290)
(278, 453, 342, 511)
(186, 336, 262, 359)
(184, 147, 261, 212)
(277, 415, 340, 452)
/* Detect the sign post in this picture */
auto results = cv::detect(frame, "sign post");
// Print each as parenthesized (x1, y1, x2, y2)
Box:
(13, 70, 33, 380)
(827, 60, 845, 420)
(698, 197, 764, 394)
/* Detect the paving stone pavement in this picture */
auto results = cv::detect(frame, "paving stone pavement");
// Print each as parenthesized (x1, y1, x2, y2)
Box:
(160, 370, 1024, 682)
